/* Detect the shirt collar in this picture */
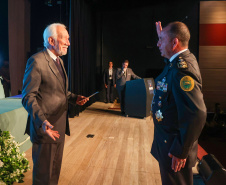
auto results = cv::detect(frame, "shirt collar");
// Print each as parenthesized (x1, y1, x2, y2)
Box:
(47, 48, 58, 61)
(169, 49, 188, 62)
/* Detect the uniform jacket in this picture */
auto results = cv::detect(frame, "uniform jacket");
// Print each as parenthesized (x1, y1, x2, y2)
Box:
(151, 50, 206, 169)
(103, 68, 116, 85)
(116, 68, 141, 89)
(22, 49, 78, 143)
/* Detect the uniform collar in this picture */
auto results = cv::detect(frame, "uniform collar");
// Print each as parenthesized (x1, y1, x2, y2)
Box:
(169, 49, 188, 62)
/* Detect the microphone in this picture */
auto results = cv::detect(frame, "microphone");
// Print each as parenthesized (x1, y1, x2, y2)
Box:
(181, 16, 188, 22)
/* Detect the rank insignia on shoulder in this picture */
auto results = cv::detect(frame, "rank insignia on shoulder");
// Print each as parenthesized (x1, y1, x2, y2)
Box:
(155, 110, 163, 122)
(180, 76, 194, 91)
(177, 57, 188, 69)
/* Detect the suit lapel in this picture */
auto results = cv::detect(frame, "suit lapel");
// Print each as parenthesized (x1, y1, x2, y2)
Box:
(43, 49, 66, 93)
(107, 69, 109, 78)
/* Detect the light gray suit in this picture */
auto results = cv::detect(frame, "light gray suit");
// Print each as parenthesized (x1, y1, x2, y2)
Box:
(22, 49, 77, 184)
(116, 68, 141, 113)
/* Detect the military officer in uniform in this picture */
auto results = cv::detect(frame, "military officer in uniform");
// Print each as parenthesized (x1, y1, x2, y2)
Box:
(150, 21, 207, 185)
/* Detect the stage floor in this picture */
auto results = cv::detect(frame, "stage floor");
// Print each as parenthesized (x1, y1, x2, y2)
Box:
(16, 102, 205, 185)
(16, 102, 161, 185)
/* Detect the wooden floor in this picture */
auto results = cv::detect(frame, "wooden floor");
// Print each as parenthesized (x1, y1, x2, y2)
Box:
(17, 102, 161, 185)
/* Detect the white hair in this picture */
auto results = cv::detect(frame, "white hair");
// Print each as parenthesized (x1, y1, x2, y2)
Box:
(43, 23, 66, 48)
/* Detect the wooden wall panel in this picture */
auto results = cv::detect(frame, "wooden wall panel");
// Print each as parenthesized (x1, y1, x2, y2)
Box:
(201, 69, 226, 91)
(8, 0, 30, 95)
(200, 1, 226, 24)
(199, 24, 226, 46)
(199, 46, 226, 69)
(199, 1, 226, 112)
(202, 90, 226, 112)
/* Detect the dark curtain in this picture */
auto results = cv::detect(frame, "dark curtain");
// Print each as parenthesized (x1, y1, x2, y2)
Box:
(68, 0, 97, 117)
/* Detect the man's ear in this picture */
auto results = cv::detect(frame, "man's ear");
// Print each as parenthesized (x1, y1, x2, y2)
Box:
(48, 37, 55, 46)
(172, 38, 179, 51)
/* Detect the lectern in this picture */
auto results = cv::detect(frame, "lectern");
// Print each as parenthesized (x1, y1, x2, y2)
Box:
(124, 78, 155, 118)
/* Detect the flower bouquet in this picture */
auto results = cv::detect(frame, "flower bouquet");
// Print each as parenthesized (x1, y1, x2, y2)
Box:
(0, 130, 30, 184)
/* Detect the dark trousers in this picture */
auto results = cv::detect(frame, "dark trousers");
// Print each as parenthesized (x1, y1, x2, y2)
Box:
(105, 79, 114, 102)
(159, 163, 193, 185)
(32, 139, 65, 185)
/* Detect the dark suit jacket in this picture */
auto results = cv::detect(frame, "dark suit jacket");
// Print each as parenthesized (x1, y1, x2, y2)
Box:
(116, 68, 141, 90)
(22, 49, 77, 143)
(103, 68, 116, 85)
(151, 50, 207, 169)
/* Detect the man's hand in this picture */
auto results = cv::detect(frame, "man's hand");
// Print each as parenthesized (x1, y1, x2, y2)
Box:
(105, 84, 108, 88)
(42, 120, 60, 141)
(76, 95, 89, 105)
(156, 21, 162, 37)
(114, 84, 116, 88)
(168, 153, 187, 172)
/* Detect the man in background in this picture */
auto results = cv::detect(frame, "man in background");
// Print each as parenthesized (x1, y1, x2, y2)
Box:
(0, 60, 10, 97)
(22, 23, 88, 185)
(103, 61, 116, 103)
(116, 60, 141, 115)
(151, 21, 206, 185)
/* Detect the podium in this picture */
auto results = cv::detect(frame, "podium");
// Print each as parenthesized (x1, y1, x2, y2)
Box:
(124, 78, 155, 118)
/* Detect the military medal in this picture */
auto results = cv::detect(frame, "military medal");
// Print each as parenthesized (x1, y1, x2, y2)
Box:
(158, 101, 162, 107)
(162, 77, 166, 83)
(156, 81, 162, 90)
(156, 77, 168, 92)
(155, 110, 163, 122)
(163, 84, 168, 92)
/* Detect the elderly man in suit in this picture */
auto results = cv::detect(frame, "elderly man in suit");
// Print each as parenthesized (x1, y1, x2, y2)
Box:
(151, 21, 206, 185)
(22, 23, 88, 185)
(116, 60, 141, 115)
(103, 61, 116, 103)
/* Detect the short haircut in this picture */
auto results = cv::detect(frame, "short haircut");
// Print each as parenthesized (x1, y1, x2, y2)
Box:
(166, 21, 190, 47)
(43, 23, 66, 48)
(123, 60, 129, 65)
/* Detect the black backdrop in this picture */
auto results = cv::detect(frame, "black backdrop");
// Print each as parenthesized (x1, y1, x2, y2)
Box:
(96, 0, 200, 101)
(99, 1, 200, 78)
(68, 0, 97, 117)
(28, 0, 200, 113)
(29, 0, 98, 117)
(0, 0, 8, 63)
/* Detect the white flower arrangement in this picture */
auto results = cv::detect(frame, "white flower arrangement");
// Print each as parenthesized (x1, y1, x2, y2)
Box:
(0, 130, 30, 184)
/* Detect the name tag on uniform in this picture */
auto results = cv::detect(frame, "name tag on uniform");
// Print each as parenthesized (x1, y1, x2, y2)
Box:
(156, 81, 168, 92)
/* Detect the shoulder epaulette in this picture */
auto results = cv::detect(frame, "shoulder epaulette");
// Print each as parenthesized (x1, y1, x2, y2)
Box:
(177, 57, 188, 69)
